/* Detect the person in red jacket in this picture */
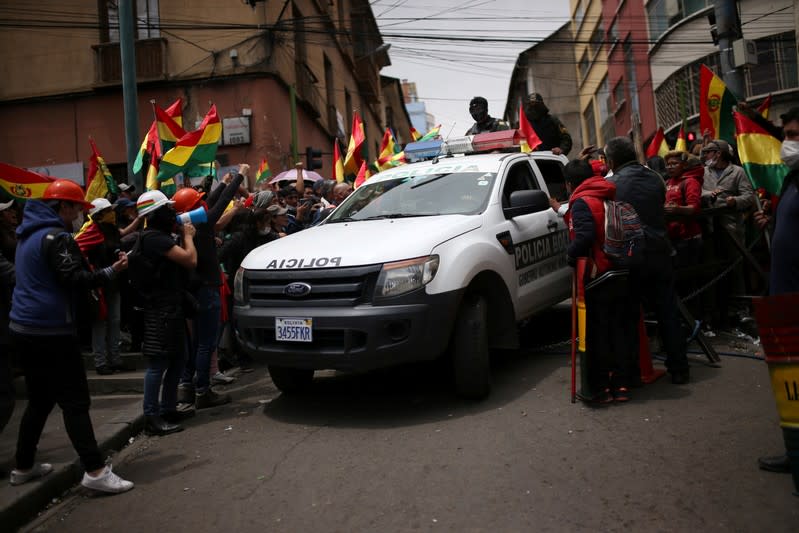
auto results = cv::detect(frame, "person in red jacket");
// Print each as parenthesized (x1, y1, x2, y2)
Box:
(664, 151, 704, 268)
(564, 159, 636, 404)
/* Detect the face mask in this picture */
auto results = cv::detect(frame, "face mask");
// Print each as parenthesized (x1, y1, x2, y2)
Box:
(704, 157, 717, 168)
(470, 107, 487, 123)
(71, 211, 84, 232)
(780, 140, 799, 169)
(257, 228, 271, 236)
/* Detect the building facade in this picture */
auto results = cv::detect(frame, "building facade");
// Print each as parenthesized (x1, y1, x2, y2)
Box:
(648, 0, 798, 142)
(504, 23, 584, 156)
(0, 0, 410, 188)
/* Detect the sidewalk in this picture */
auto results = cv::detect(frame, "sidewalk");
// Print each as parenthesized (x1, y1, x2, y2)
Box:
(0, 393, 144, 532)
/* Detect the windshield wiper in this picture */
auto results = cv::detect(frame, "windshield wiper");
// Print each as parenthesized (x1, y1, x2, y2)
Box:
(410, 173, 450, 189)
(330, 213, 436, 223)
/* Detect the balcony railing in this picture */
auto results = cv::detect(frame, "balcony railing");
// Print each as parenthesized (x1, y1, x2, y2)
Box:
(92, 38, 167, 85)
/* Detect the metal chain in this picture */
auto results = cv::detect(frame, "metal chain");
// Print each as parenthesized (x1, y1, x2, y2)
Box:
(679, 255, 744, 303)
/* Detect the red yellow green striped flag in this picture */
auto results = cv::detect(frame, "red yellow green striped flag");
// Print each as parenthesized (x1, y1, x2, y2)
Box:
(343, 112, 366, 176)
(376, 128, 405, 171)
(256, 158, 272, 184)
(354, 161, 371, 189)
(519, 107, 542, 153)
(85, 138, 119, 202)
(333, 140, 345, 183)
(645, 127, 669, 158)
(734, 111, 789, 196)
(418, 124, 441, 142)
(156, 105, 222, 181)
(757, 94, 772, 120)
(700, 64, 737, 144)
(0, 162, 54, 200)
(133, 99, 183, 174)
(674, 126, 687, 152)
(410, 127, 422, 142)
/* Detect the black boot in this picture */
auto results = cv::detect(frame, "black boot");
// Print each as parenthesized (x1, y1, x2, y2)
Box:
(161, 409, 196, 424)
(144, 415, 184, 436)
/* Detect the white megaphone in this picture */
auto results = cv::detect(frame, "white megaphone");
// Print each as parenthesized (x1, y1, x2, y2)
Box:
(176, 207, 207, 225)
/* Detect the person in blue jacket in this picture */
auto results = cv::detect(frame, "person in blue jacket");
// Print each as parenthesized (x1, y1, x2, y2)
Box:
(8, 180, 133, 494)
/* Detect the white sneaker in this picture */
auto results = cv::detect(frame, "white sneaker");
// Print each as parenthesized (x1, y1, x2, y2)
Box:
(10, 463, 53, 486)
(81, 465, 134, 494)
(211, 371, 235, 385)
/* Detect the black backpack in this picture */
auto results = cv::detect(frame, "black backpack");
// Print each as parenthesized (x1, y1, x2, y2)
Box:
(122, 230, 162, 295)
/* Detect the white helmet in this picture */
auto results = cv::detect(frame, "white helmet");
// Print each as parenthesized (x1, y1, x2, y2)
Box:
(89, 198, 113, 217)
(136, 190, 174, 217)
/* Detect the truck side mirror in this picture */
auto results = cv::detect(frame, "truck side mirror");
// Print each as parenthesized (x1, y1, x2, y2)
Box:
(503, 189, 550, 219)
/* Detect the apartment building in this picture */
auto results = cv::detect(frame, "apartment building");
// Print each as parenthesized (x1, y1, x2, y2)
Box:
(0, 1, 410, 186)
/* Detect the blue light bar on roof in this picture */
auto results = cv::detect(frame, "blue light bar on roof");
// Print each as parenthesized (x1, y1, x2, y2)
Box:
(404, 139, 443, 162)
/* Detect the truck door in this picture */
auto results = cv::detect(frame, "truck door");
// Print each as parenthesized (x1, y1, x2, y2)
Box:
(498, 158, 569, 318)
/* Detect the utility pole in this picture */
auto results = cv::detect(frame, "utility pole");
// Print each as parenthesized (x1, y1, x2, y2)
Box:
(119, 0, 141, 189)
(713, 0, 745, 99)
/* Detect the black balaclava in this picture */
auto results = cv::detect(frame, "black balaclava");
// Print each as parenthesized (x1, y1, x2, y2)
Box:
(469, 97, 489, 124)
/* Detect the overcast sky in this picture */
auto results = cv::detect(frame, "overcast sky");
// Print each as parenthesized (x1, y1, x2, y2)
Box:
(374, 0, 572, 136)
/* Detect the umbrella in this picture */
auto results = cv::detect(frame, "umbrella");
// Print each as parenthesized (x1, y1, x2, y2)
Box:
(269, 168, 325, 185)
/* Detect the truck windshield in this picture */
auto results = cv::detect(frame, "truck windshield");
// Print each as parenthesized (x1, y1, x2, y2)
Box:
(326, 171, 496, 223)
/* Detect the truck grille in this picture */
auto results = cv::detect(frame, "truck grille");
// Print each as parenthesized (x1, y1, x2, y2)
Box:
(244, 265, 382, 307)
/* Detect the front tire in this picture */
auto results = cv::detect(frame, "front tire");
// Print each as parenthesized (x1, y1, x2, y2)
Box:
(268, 365, 314, 393)
(451, 294, 491, 400)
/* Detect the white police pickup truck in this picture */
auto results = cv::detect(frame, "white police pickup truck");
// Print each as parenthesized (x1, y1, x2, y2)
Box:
(233, 130, 572, 399)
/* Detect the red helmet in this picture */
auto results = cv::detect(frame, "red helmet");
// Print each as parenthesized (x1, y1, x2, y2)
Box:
(172, 187, 206, 214)
(42, 179, 92, 209)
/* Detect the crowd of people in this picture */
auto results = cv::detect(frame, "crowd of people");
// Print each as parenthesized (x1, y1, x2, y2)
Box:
(562, 105, 799, 474)
(1, 92, 796, 494)
(0, 161, 354, 494)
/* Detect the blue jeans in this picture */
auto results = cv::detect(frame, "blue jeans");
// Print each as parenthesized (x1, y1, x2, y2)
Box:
(143, 354, 185, 417)
(92, 286, 121, 368)
(180, 286, 220, 393)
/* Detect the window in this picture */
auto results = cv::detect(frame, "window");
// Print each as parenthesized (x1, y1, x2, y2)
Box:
(608, 19, 619, 44)
(503, 162, 538, 208)
(624, 39, 639, 115)
(596, 76, 615, 143)
(535, 160, 568, 202)
(647, 0, 712, 41)
(747, 32, 798, 96)
(100, 0, 159, 43)
(578, 50, 590, 80)
(613, 79, 625, 109)
(324, 55, 336, 134)
(583, 101, 597, 148)
(574, 0, 585, 29)
(590, 22, 604, 58)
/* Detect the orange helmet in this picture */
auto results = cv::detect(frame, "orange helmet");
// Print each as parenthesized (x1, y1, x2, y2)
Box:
(42, 179, 93, 209)
(172, 187, 206, 214)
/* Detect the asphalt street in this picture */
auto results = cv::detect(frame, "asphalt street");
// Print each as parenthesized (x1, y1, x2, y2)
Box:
(20, 318, 799, 533)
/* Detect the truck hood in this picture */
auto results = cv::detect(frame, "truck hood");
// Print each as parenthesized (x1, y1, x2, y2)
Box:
(241, 215, 481, 270)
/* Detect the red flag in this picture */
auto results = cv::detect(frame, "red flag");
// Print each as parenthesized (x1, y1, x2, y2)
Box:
(518, 106, 542, 152)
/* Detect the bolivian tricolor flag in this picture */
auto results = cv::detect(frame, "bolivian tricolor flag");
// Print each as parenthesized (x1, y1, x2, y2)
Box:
(0, 162, 54, 200)
(700, 64, 737, 144)
(85, 138, 119, 202)
(157, 105, 222, 181)
(256, 158, 271, 184)
(333, 140, 345, 183)
(418, 125, 441, 142)
(757, 94, 772, 120)
(133, 98, 183, 175)
(354, 161, 371, 189)
(674, 126, 687, 152)
(734, 111, 789, 195)
(645, 127, 669, 158)
(410, 127, 422, 142)
(343, 112, 366, 176)
(376, 128, 405, 171)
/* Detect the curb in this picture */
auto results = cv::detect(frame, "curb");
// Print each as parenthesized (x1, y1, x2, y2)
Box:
(0, 409, 144, 532)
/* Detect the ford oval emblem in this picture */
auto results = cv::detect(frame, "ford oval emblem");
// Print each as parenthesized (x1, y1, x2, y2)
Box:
(284, 282, 312, 298)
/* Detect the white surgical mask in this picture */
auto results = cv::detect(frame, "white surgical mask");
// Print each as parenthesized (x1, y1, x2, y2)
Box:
(704, 157, 717, 168)
(780, 140, 799, 169)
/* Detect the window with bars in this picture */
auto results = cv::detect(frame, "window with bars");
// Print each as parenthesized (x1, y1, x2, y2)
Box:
(99, 0, 160, 43)
(654, 32, 798, 129)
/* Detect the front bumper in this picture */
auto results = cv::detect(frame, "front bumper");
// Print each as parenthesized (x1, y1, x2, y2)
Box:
(233, 289, 463, 371)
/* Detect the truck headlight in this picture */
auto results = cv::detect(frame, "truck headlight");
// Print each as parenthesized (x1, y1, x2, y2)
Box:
(233, 267, 246, 303)
(375, 255, 439, 298)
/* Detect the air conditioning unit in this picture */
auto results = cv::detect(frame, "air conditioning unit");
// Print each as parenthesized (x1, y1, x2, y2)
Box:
(733, 39, 758, 68)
